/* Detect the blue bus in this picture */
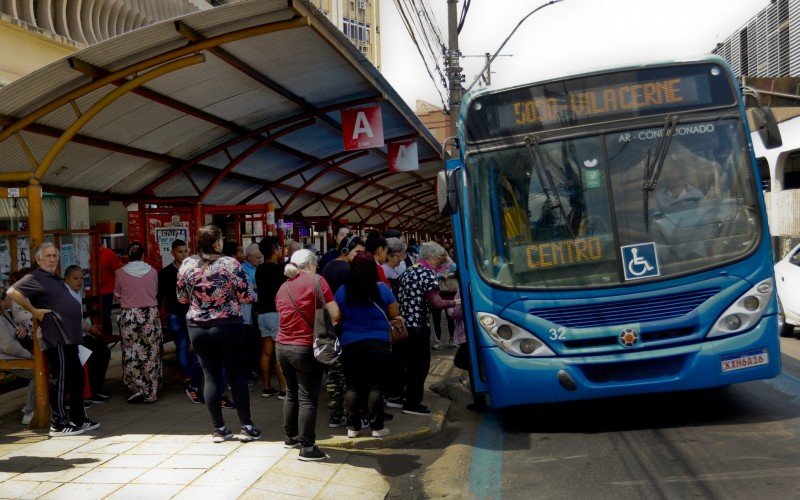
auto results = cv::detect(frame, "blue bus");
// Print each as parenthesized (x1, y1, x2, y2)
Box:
(438, 57, 784, 408)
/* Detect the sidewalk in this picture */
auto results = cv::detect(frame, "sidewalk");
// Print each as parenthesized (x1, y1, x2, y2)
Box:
(0, 344, 457, 499)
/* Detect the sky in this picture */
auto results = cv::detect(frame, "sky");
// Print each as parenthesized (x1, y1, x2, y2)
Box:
(380, 0, 772, 110)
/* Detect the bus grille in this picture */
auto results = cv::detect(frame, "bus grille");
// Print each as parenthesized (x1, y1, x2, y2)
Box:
(580, 355, 686, 383)
(531, 288, 720, 328)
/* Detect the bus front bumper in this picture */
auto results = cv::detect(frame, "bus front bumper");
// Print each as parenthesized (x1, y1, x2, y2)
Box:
(480, 315, 781, 409)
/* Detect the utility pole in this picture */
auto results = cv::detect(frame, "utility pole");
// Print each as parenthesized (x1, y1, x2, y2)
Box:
(463, 52, 514, 87)
(447, 0, 462, 153)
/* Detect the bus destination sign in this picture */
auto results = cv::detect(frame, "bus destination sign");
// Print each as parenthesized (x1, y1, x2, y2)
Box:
(512, 77, 695, 128)
(466, 63, 737, 142)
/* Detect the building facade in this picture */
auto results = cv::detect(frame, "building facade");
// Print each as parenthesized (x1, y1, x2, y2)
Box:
(307, 0, 381, 70)
(713, 0, 800, 250)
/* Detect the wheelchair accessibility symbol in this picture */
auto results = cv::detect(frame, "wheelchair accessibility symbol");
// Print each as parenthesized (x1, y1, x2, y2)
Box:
(621, 242, 660, 281)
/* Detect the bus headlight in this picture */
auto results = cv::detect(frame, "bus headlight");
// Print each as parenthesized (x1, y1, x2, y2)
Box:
(476, 312, 555, 357)
(707, 278, 774, 338)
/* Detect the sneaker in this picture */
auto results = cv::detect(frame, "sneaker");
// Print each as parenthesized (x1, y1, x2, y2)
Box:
(277, 391, 286, 400)
(360, 419, 370, 430)
(328, 416, 346, 428)
(298, 445, 327, 461)
(239, 425, 262, 442)
(212, 427, 233, 443)
(346, 427, 362, 438)
(261, 388, 279, 398)
(371, 427, 390, 438)
(126, 393, 144, 404)
(385, 397, 404, 409)
(76, 420, 101, 431)
(186, 387, 204, 404)
(49, 424, 85, 437)
(220, 396, 236, 410)
(83, 401, 93, 409)
(402, 404, 431, 416)
(284, 436, 301, 449)
(247, 380, 256, 390)
(95, 392, 111, 399)
(21, 412, 32, 425)
(86, 394, 109, 404)
(431, 341, 441, 350)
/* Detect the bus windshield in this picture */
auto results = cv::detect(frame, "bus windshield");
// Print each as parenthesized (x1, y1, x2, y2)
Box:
(468, 119, 760, 288)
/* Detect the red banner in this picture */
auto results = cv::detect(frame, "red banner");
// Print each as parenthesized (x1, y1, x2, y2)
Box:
(388, 139, 419, 172)
(341, 105, 384, 150)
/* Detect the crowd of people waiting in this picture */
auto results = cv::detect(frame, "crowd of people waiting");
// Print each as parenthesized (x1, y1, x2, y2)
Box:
(0, 222, 461, 462)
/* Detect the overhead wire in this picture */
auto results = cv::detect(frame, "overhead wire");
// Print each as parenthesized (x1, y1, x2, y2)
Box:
(457, 0, 470, 33)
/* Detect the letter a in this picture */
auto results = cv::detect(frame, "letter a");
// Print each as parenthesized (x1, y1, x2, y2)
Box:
(352, 111, 374, 139)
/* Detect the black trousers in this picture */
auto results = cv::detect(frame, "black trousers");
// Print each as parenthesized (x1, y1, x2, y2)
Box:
(341, 339, 391, 431)
(398, 325, 431, 408)
(431, 306, 455, 342)
(100, 293, 114, 336)
(188, 323, 252, 429)
(82, 335, 110, 396)
(276, 343, 323, 447)
(44, 344, 86, 427)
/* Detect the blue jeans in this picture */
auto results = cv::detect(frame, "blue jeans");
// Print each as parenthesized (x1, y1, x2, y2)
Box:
(167, 314, 202, 389)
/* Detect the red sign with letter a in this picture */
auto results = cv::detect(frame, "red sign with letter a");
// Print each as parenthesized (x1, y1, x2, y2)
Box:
(342, 105, 384, 150)
(388, 139, 419, 172)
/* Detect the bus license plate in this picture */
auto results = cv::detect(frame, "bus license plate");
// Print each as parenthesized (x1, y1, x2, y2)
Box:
(720, 348, 769, 373)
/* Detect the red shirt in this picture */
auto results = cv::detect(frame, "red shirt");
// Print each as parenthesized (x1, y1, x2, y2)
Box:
(376, 263, 390, 288)
(99, 246, 122, 295)
(275, 273, 333, 346)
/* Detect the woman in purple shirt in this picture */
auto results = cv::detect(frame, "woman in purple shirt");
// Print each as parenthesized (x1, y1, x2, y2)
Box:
(115, 241, 161, 404)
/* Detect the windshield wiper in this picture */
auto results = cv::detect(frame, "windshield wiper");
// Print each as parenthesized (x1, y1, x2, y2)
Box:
(642, 115, 679, 228)
(524, 136, 574, 238)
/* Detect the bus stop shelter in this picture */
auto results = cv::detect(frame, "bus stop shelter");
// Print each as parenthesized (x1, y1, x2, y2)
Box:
(0, 0, 446, 427)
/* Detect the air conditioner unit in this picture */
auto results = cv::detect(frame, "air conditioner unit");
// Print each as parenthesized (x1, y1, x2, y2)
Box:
(358, 0, 366, 10)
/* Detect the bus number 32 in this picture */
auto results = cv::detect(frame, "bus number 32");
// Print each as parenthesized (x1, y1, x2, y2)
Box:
(549, 327, 567, 341)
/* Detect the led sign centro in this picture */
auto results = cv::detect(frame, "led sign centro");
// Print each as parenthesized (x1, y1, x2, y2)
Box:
(513, 78, 692, 128)
(525, 237, 603, 269)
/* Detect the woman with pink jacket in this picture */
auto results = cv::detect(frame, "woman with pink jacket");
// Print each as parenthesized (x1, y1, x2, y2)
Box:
(115, 241, 161, 403)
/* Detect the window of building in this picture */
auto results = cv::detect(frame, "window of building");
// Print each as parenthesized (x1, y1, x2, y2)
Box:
(342, 17, 370, 43)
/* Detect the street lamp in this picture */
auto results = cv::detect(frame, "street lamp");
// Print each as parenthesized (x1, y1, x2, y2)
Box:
(465, 0, 564, 94)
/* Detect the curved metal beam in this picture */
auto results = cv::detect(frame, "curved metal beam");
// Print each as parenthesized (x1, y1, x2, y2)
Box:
(289, 171, 396, 217)
(35, 54, 205, 180)
(280, 150, 369, 213)
(334, 177, 436, 221)
(0, 16, 309, 148)
(198, 119, 315, 202)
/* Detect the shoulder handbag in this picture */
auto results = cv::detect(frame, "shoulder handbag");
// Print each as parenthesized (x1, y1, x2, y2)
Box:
(285, 276, 341, 365)
(372, 301, 408, 345)
(438, 275, 459, 294)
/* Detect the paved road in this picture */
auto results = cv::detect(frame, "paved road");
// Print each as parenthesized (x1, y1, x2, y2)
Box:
(383, 338, 800, 499)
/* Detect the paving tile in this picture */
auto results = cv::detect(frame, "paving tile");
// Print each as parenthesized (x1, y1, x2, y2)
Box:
(14, 439, 86, 454)
(53, 452, 113, 467)
(18, 481, 63, 499)
(191, 467, 261, 488)
(239, 489, 303, 500)
(159, 454, 223, 469)
(72, 440, 138, 454)
(0, 453, 54, 473)
(132, 468, 205, 485)
(144, 434, 200, 444)
(230, 442, 291, 458)
(0, 480, 50, 498)
(270, 456, 339, 483)
(171, 484, 249, 500)
(40, 482, 123, 499)
(0, 470, 19, 481)
(91, 432, 156, 443)
(72, 467, 148, 484)
(177, 441, 241, 456)
(328, 467, 390, 492)
(128, 442, 187, 455)
(316, 482, 389, 499)
(104, 483, 184, 499)
(13, 464, 88, 483)
(250, 471, 326, 497)
(210, 454, 281, 473)
(101, 454, 170, 468)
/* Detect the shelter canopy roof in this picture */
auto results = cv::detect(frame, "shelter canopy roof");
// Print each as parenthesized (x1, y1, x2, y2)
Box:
(0, 0, 447, 233)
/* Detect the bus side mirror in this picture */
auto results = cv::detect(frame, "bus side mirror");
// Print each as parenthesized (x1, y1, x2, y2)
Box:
(437, 170, 458, 216)
(752, 106, 783, 149)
